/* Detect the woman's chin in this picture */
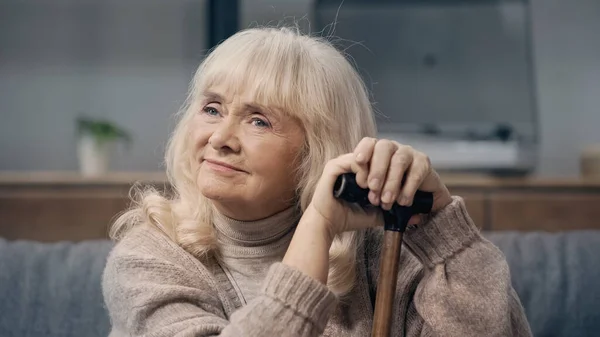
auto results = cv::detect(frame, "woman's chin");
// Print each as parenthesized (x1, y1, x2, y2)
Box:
(197, 178, 241, 202)
(197, 168, 229, 197)
(198, 184, 231, 201)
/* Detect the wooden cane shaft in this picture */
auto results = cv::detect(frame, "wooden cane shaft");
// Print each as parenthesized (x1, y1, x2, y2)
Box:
(371, 230, 403, 337)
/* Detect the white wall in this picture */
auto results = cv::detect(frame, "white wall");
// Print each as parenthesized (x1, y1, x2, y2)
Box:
(0, 0, 207, 171)
(530, 0, 600, 176)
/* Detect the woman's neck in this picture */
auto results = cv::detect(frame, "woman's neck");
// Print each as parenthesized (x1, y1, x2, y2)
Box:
(212, 204, 301, 249)
(211, 199, 295, 222)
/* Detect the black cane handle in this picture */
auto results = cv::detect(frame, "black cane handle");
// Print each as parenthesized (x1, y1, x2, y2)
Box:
(333, 173, 433, 231)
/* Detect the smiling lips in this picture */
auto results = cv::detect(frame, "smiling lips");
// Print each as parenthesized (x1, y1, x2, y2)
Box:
(203, 159, 246, 173)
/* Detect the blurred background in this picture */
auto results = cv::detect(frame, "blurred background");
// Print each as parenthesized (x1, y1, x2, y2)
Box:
(2, 0, 599, 240)
(0, 0, 599, 176)
(1, 1, 600, 336)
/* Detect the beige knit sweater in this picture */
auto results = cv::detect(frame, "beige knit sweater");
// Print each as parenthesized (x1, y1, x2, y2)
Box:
(102, 197, 532, 336)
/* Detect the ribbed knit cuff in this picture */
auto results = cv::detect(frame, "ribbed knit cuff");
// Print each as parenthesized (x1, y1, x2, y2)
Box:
(403, 196, 480, 268)
(262, 263, 338, 332)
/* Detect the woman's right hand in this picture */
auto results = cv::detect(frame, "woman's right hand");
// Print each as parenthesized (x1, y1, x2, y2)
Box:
(306, 153, 383, 239)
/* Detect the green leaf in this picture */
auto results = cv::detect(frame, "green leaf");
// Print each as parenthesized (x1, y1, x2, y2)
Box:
(76, 116, 132, 146)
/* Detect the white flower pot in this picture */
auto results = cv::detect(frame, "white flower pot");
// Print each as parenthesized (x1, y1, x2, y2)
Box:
(77, 135, 115, 177)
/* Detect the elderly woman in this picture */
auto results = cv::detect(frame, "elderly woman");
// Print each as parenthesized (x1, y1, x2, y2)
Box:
(103, 27, 532, 337)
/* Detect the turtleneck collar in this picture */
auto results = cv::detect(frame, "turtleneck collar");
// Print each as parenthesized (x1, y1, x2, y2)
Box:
(212, 205, 302, 258)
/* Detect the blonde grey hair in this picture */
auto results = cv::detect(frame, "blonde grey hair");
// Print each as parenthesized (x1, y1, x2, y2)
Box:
(110, 26, 377, 295)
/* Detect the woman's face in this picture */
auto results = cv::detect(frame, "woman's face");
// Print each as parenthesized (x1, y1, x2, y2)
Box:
(190, 83, 305, 220)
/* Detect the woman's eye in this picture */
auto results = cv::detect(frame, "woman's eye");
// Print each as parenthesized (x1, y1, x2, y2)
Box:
(251, 117, 270, 128)
(202, 106, 220, 116)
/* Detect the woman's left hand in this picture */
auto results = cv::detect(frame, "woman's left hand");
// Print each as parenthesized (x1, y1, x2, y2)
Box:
(285, 137, 454, 284)
(352, 137, 452, 215)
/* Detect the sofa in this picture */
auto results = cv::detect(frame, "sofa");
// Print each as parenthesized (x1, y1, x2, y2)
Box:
(1, 231, 599, 337)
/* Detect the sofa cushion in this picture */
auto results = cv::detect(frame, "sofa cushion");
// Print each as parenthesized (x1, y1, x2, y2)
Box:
(486, 230, 600, 337)
(0, 238, 113, 337)
(1, 231, 599, 337)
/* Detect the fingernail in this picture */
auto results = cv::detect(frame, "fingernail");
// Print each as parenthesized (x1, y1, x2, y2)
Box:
(401, 196, 412, 206)
(356, 153, 364, 162)
(369, 178, 380, 189)
(382, 191, 392, 203)
(398, 196, 406, 206)
(369, 191, 379, 205)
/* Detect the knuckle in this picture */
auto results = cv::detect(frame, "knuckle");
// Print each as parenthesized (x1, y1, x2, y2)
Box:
(369, 168, 386, 181)
(416, 154, 432, 173)
(411, 170, 425, 182)
(424, 161, 432, 175)
(416, 155, 429, 169)
(391, 151, 411, 167)
(355, 137, 378, 156)
(374, 139, 393, 152)
(398, 144, 413, 152)
(423, 154, 432, 168)
(361, 137, 377, 146)
(395, 145, 414, 157)
(415, 151, 429, 162)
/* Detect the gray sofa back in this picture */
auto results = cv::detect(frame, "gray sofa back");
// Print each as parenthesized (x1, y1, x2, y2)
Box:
(486, 231, 600, 336)
(0, 239, 111, 337)
(1, 231, 599, 337)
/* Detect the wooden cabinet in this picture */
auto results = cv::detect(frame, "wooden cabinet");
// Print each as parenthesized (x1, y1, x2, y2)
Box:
(0, 172, 168, 242)
(488, 192, 600, 231)
(0, 172, 599, 242)
(446, 175, 600, 232)
(0, 192, 129, 242)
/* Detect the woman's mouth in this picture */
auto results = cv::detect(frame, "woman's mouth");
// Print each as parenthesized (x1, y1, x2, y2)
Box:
(203, 159, 246, 173)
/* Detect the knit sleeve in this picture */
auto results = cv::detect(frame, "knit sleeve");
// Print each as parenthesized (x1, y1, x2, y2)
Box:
(102, 230, 337, 337)
(401, 196, 533, 337)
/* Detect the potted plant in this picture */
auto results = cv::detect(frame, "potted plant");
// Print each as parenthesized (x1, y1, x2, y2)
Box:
(76, 117, 132, 177)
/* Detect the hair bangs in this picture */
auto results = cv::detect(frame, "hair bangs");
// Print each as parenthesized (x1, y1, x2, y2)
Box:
(197, 30, 313, 123)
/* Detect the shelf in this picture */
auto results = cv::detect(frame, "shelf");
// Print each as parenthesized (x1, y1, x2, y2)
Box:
(1, 171, 599, 189)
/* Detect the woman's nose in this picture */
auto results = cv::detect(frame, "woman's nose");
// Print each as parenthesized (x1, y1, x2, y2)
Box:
(208, 118, 241, 153)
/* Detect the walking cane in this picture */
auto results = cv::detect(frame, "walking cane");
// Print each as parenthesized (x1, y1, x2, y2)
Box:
(333, 173, 433, 337)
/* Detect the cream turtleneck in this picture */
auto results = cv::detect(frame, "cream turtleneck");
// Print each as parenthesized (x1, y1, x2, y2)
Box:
(212, 206, 302, 305)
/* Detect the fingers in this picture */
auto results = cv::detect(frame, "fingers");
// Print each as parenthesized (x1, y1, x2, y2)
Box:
(397, 152, 432, 206)
(379, 145, 413, 210)
(367, 140, 398, 206)
(330, 138, 434, 210)
(322, 153, 355, 183)
(321, 153, 363, 195)
(353, 137, 377, 188)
